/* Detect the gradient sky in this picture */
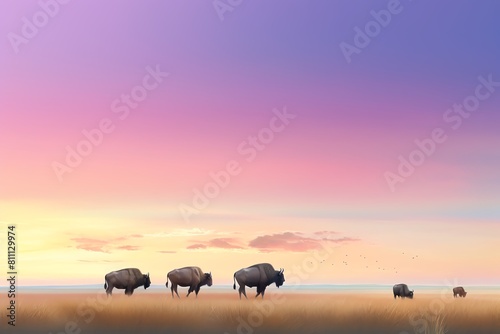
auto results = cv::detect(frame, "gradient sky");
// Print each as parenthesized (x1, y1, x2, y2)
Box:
(1, 0, 499, 286)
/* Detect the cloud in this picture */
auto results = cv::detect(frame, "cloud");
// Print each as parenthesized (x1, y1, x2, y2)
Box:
(187, 238, 243, 250)
(187, 244, 207, 249)
(116, 245, 140, 251)
(71, 236, 144, 253)
(157, 250, 177, 253)
(144, 228, 216, 238)
(72, 238, 109, 253)
(248, 232, 359, 252)
(208, 238, 243, 249)
(327, 237, 359, 243)
(111, 235, 143, 241)
(314, 231, 338, 236)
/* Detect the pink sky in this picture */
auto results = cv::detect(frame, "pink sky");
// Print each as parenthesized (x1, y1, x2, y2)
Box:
(1, 0, 500, 286)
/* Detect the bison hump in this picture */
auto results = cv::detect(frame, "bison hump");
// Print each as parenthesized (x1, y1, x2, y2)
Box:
(250, 263, 275, 283)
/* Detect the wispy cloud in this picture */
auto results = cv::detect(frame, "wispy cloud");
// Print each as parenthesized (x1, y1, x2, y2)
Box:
(72, 238, 109, 253)
(208, 238, 243, 249)
(72, 235, 143, 253)
(116, 245, 141, 251)
(314, 230, 338, 236)
(249, 232, 359, 252)
(157, 250, 177, 254)
(187, 243, 207, 249)
(186, 238, 243, 250)
(144, 228, 217, 238)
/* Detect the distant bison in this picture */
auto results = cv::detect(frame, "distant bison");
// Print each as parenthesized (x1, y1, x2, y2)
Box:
(166, 266, 212, 298)
(393, 283, 414, 299)
(104, 268, 151, 296)
(453, 286, 467, 298)
(233, 263, 285, 299)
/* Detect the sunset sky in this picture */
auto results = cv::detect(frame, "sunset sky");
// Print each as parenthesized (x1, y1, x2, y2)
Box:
(1, 1, 500, 286)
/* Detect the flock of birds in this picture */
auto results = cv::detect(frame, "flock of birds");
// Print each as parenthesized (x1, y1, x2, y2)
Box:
(310, 252, 420, 275)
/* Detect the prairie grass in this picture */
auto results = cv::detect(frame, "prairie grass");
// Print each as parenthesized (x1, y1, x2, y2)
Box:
(13, 291, 500, 334)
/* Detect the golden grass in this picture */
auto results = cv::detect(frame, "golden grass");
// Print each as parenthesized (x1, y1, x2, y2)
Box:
(15, 291, 500, 334)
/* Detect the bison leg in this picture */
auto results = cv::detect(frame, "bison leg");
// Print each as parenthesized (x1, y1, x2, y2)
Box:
(195, 286, 200, 298)
(255, 286, 261, 298)
(106, 285, 113, 296)
(238, 285, 247, 299)
(261, 288, 266, 299)
(174, 284, 180, 299)
(187, 286, 194, 297)
(170, 286, 175, 298)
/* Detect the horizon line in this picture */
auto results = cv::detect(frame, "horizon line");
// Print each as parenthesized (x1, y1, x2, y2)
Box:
(7, 283, 500, 288)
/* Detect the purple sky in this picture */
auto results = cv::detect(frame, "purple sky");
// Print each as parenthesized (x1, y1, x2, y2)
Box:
(1, 0, 499, 284)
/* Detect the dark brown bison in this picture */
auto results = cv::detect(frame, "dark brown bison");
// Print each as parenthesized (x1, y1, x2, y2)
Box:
(233, 263, 285, 299)
(453, 286, 467, 298)
(166, 266, 212, 298)
(393, 283, 414, 299)
(104, 268, 151, 296)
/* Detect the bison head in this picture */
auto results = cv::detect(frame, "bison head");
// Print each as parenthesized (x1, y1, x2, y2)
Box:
(275, 268, 285, 288)
(143, 273, 151, 289)
(408, 290, 414, 299)
(463, 291, 467, 297)
(204, 272, 213, 287)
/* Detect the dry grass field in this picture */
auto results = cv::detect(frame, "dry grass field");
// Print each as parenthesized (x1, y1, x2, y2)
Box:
(12, 291, 500, 334)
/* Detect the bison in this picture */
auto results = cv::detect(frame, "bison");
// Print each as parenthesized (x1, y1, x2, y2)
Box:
(453, 286, 467, 298)
(104, 268, 151, 296)
(393, 283, 414, 299)
(233, 263, 285, 299)
(166, 266, 212, 298)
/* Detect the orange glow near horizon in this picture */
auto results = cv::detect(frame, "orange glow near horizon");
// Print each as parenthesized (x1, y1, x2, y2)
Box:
(3, 201, 499, 286)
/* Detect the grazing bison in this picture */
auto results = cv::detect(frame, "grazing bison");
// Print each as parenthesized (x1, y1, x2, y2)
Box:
(166, 266, 212, 298)
(453, 286, 467, 298)
(233, 263, 285, 299)
(393, 283, 414, 299)
(104, 268, 151, 296)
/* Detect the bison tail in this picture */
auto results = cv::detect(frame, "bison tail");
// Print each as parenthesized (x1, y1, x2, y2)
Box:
(233, 273, 236, 290)
(166, 275, 169, 288)
(104, 280, 107, 290)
